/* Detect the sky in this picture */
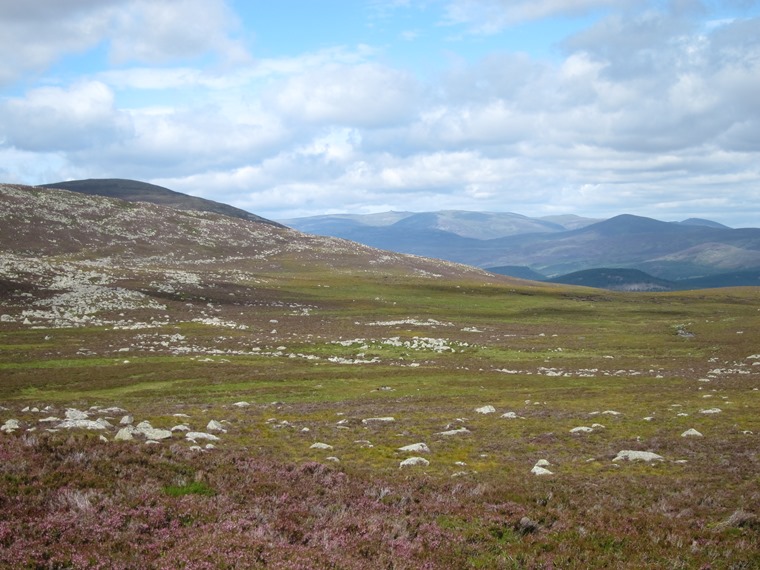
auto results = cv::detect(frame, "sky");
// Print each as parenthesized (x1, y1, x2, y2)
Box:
(1, 0, 759, 226)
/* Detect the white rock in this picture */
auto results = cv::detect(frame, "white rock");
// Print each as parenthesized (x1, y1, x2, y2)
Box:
(185, 431, 220, 441)
(436, 427, 470, 436)
(362, 417, 395, 424)
(501, 412, 520, 419)
(602, 410, 622, 416)
(205, 444, 215, 450)
(475, 405, 496, 414)
(700, 408, 722, 414)
(65, 409, 88, 420)
(114, 427, 135, 441)
(591, 424, 605, 429)
(138, 427, 173, 440)
(398, 443, 430, 453)
(135, 420, 153, 429)
(301, 427, 310, 432)
(232, 401, 251, 408)
(681, 428, 703, 437)
(1, 419, 21, 433)
(531, 465, 553, 476)
(310, 442, 333, 450)
(400, 456, 430, 468)
(38, 416, 60, 423)
(570, 426, 594, 434)
(534, 459, 551, 467)
(57, 419, 109, 430)
(643, 417, 654, 421)
(119, 415, 134, 425)
(206, 420, 226, 432)
(171, 424, 191, 432)
(613, 450, 664, 462)
(326, 456, 340, 463)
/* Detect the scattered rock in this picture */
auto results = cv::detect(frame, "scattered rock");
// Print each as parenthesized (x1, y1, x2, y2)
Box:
(400, 456, 430, 468)
(531, 465, 553, 476)
(602, 410, 622, 416)
(64, 409, 88, 420)
(700, 408, 722, 415)
(362, 417, 395, 424)
(612, 450, 664, 463)
(206, 420, 226, 432)
(119, 415, 133, 425)
(681, 428, 703, 437)
(501, 412, 521, 419)
(171, 424, 191, 432)
(137, 427, 173, 440)
(398, 443, 430, 453)
(326, 457, 340, 463)
(310, 442, 333, 450)
(570, 426, 593, 434)
(232, 401, 251, 408)
(436, 427, 471, 437)
(1, 419, 21, 433)
(186, 432, 220, 442)
(475, 405, 496, 414)
(516, 517, 540, 535)
(534, 459, 551, 467)
(114, 427, 135, 441)
(57, 419, 109, 430)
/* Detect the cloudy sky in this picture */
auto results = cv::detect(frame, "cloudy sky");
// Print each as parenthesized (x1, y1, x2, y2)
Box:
(1, 0, 759, 225)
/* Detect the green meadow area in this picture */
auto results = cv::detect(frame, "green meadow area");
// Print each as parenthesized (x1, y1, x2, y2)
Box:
(1, 269, 758, 569)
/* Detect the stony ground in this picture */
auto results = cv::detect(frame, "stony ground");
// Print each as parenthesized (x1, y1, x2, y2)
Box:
(1, 184, 758, 568)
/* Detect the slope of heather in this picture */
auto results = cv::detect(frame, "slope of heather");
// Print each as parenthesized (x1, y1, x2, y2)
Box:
(1, 183, 758, 569)
(43, 178, 284, 228)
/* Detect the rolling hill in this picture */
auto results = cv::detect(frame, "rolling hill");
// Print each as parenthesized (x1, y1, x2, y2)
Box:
(42, 178, 284, 228)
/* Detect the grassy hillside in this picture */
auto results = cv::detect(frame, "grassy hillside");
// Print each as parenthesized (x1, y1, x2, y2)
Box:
(1, 184, 758, 569)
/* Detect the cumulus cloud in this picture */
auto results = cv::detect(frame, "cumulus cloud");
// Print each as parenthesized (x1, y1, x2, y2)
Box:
(0, 0, 248, 85)
(0, 81, 131, 151)
(264, 63, 420, 127)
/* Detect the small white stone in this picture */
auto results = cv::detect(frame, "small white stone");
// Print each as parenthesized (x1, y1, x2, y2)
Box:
(570, 426, 594, 434)
(310, 442, 333, 450)
(398, 443, 430, 453)
(206, 420, 226, 432)
(534, 459, 551, 467)
(700, 408, 722, 415)
(119, 415, 134, 425)
(612, 450, 664, 462)
(362, 417, 395, 424)
(475, 405, 496, 414)
(436, 427, 470, 437)
(681, 428, 703, 437)
(185, 432, 220, 441)
(232, 401, 251, 408)
(501, 412, 520, 419)
(400, 456, 430, 468)
(531, 465, 553, 476)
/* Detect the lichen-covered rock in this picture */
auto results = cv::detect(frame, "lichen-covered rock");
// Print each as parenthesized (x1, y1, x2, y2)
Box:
(400, 456, 430, 468)
(681, 428, 703, 437)
(613, 450, 664, 462)
(570, 426, 593, 434)
(186, 431, 220, 441)
(475, 405, 496, 414)
(362, 417, 395, 424)
(398, 442, 430, 453)
(206, 420, 226, 432)
(114, 426, 135, 441)
(310, 442, 333, 450)
(1, 419, 21, 433)
(436, 427, 470, 436)
(531, 465, 553, 476)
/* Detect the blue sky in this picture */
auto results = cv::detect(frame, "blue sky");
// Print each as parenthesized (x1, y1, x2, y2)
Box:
(1, 0, 759, 226)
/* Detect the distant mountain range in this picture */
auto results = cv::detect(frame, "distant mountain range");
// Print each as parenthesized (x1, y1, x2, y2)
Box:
(282, 210, 760, 289)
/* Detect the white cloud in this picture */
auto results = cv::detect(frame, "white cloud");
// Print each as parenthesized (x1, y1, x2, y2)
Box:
(442, 0, 625, 34)
(0, 81, 131, 151)
(264, 63, 420, 127)
(0, 0, 248, 85)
